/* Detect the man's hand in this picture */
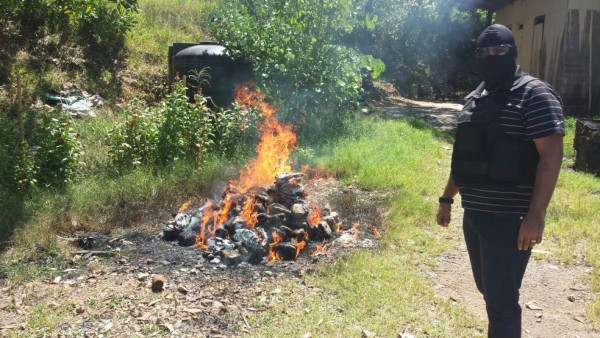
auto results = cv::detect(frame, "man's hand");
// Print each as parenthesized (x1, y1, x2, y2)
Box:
(517, 213, 544, 250)
(437, 175, 459, 227)
(436, 203, 452, 227)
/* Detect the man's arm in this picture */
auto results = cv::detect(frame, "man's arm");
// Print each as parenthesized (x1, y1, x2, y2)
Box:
(436, 174, 460, 227)
(517, 133, 563, 250)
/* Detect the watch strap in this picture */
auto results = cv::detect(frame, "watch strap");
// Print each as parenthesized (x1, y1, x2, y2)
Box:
(438, 197, 454, 204)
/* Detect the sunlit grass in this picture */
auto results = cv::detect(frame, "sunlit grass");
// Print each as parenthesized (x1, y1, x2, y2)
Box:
(249, 115, 600, 335)
(249, 116, 485, 337)
(545, 116, 600, 320)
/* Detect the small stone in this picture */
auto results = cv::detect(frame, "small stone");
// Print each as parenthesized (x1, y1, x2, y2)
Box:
(177, 285, 189, 295)
(102, 322, 113, 332)
(137, 273, 150, 281)
(221, 249, 242, 266)
(362, 329, 376, 338)
(568, 295, 576, 302)
(525, 301, 543, 311)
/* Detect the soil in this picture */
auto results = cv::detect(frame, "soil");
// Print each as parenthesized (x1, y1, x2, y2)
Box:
(0, 178, 387, 337)
(432, 209, 596, 338)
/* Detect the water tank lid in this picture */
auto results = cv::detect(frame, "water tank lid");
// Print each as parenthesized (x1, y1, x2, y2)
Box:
(175, 44, 229, 58)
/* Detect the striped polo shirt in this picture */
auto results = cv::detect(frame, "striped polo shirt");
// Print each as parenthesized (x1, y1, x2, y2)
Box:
(459, 71, 565, 214)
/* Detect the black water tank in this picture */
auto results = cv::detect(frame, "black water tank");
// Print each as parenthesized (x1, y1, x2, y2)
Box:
(171, 42, 253, 108)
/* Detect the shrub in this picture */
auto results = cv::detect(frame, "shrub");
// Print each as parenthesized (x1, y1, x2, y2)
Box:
(108, 82, 261, 170)
(0, 109, 81, 191)
(1, 0, 138, 41)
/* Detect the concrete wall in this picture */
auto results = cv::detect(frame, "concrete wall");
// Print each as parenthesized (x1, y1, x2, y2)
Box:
(493, 0, 600, 115)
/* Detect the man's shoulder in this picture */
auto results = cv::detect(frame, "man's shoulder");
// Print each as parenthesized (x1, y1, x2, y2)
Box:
(514, 75, 558, 95)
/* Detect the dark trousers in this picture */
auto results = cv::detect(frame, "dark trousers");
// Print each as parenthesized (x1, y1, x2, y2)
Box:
(463, 209, 532, 338)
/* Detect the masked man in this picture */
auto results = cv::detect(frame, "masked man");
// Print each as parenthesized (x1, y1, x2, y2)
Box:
(436, 24, 564, 338)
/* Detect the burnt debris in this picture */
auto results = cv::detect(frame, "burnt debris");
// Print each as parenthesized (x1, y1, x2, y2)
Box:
(161, 172, 348, 264)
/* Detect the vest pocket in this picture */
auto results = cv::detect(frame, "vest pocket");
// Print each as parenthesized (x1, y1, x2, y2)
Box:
(490, 138, 521, 182)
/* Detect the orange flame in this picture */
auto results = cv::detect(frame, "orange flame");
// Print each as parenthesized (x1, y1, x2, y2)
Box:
(374, 228, 381, 238)
(268, 231, 283, 261)
(196, 200, 214, 248)
(308, 203, 322, 227)
(214, 196, 233, 232)
(241, 196, 258, 229)
(295, 240, 307, 258)
(194, 82, 302, 251)
(312, 240, 328, 254)
(178, 199, 193, 212)
(351, 222, 360, 241)
(196, 221, 209, 249)
(233, 83, 297, 192)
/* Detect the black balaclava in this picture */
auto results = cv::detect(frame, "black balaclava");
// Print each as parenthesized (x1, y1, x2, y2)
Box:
(476, 24, 518, 89)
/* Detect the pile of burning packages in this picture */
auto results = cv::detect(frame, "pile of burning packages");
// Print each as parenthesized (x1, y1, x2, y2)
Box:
(162, 173, 341, 264)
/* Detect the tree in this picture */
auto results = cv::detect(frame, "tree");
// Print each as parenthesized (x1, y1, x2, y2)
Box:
(210, 0, 383, 140)
(369, 0, 485, 98)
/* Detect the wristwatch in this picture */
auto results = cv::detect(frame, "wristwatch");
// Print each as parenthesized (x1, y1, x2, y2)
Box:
(438, 196, 454, 205)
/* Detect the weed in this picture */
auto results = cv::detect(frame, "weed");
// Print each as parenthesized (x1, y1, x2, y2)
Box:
(24, 304, 69, 334)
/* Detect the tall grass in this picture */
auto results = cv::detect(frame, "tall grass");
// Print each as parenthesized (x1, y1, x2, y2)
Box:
(124, 0, 216, 100)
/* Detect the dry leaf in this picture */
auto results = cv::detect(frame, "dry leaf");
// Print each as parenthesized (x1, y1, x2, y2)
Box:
(525, 301, 543, 311)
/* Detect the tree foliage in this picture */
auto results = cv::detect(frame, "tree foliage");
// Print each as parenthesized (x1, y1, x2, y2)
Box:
(0, 0, 138, 42)
(368, 0, 486, 98)
(209, 0, 383, 140)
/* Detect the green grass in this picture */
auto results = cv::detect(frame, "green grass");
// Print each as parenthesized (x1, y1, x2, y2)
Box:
(249, 117, 485, 337)
(545, 116, 600, 320)
(18, 304, 70, 336)
(0, 157, 229, 265)
(249, 115, 600, 335)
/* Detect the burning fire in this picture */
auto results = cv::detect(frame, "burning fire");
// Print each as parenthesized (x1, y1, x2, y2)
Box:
(308, 203, 322, 227)
(233, 82, 297, 193)
(178, 199, 193, 213)
(374, 228, 381, 238)
(268, 230, 283, 261)
(178, 83, 367, 263)
(193, 82, 306, 258)
(241, 196, 259, 229)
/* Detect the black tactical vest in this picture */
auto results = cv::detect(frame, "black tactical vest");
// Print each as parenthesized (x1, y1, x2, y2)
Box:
(451, 74, 539, 189)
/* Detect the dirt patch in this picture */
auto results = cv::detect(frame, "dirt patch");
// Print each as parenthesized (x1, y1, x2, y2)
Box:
(0, 178, 387, 337)
(429, 196, 598, 338)
(365, 81, 463, 132)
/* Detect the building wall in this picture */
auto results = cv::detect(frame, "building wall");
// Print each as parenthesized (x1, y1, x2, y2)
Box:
(493, 0, 600, 114)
